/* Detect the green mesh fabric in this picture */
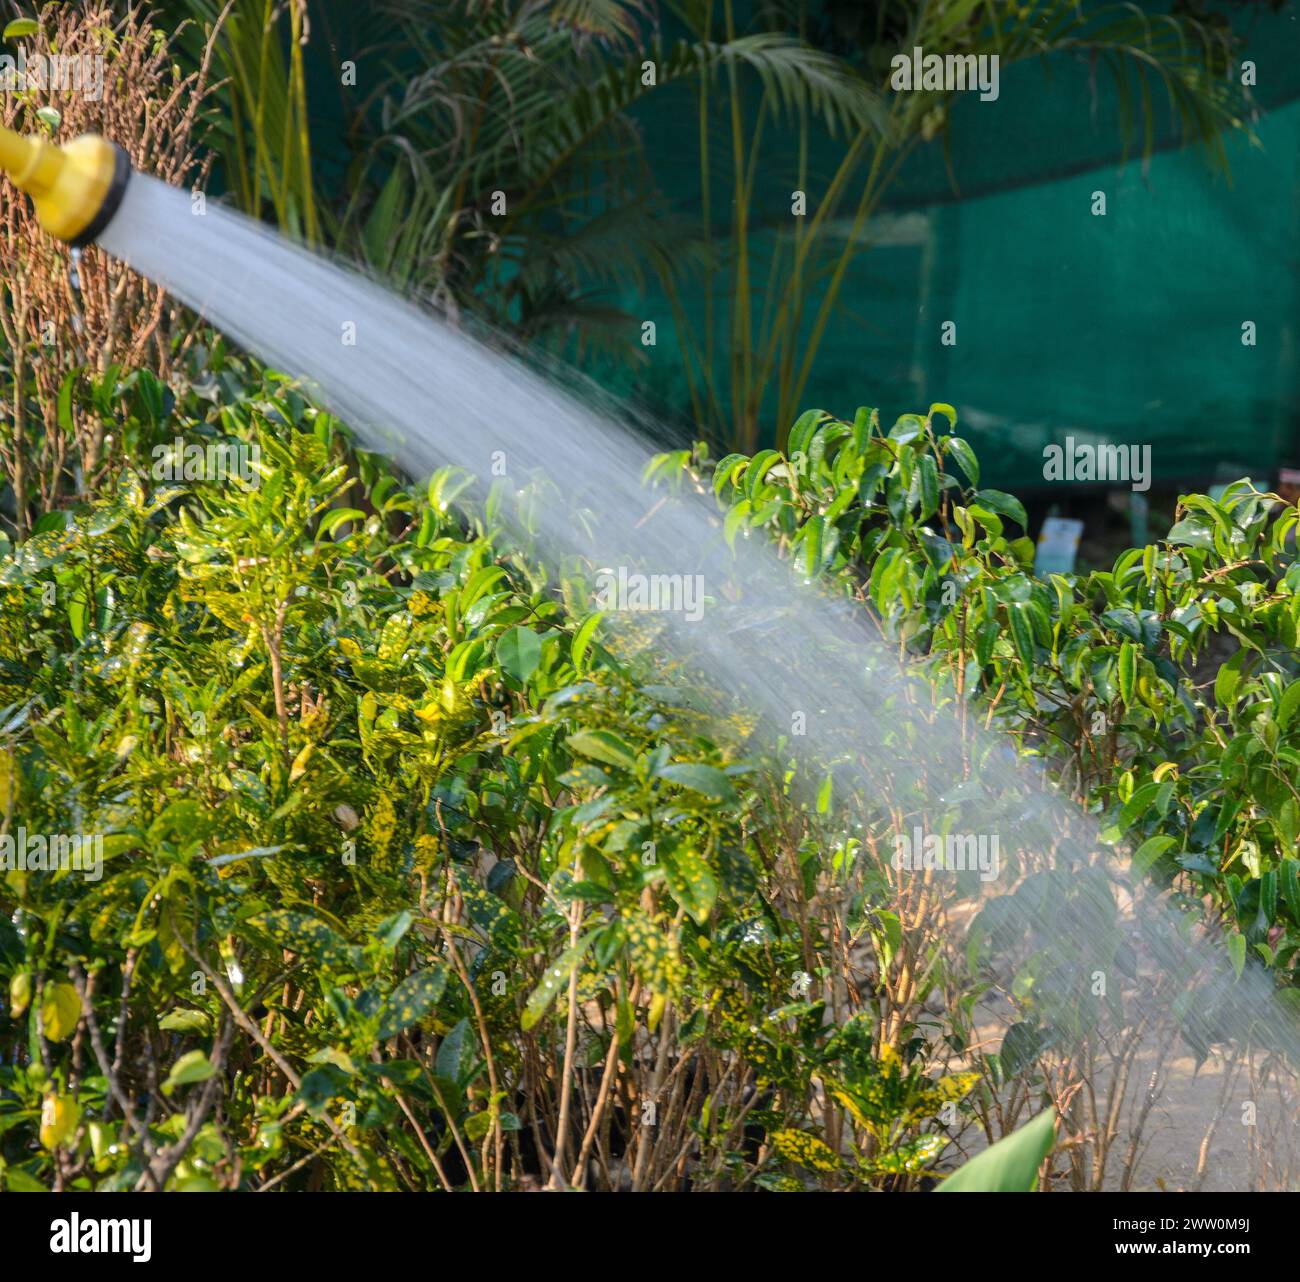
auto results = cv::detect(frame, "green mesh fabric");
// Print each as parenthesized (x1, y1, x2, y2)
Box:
(606, 6, 1300, 490)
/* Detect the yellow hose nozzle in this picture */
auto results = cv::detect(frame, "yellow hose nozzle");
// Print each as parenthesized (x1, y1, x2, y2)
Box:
(0, 125, 129, 245)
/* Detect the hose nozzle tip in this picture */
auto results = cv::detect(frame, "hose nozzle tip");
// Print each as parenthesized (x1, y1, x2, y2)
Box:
(0, 125, 130, 244)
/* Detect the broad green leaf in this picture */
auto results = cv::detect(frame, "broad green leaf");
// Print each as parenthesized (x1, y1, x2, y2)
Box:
(712, 452, 747, 496)
(158, 1009, 212, 1035)
(566, 729, 637, 771)
(657, 762, 737, 804)
(378, 967, 448, 1040)
(317, 507, 365, 538)
(663, 845, 719, 924)
(1259, 869, 1278, 925)
(1007, 604, 1035, 668)
(248, 911, 357, 969)
(163, 1050, 216, 1095)
(1281, 859, 1300, 921)
(928, 402, 958, 429)
(1215, 648, 1249, 710)
(496, 626, 542, 684)
(1132, 834, 1176, 877)
(916, 454, 940, 521)
(436, 1016, 471, 1081)
(1275, 681, 1300, 732)
(744, 449, 781, 498)
(935, 1108, 1056, 1192)
(973, 488, 1027, 531)
(297, 1064, 347, 1113)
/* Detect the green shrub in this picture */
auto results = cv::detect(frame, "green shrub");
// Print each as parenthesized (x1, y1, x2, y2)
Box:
(0, 379, 1294, 1192)
(707, 405, 1300, 1002)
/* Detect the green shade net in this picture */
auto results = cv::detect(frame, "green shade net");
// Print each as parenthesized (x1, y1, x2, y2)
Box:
(603, 4, 1300, 491)
(289, 1, 1300, 493)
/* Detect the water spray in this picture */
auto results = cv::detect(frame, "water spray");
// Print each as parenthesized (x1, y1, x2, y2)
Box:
(0, 139, 1295, 1186)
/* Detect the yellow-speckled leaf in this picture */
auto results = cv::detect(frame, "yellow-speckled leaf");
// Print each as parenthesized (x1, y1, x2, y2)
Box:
(378, 966, 448, 1039)
(770, 1128, 841, 1172)
(663, 845, 718, 924)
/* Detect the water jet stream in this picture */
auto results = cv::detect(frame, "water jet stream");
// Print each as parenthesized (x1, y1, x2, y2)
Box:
(76, 172, 1300, 1188)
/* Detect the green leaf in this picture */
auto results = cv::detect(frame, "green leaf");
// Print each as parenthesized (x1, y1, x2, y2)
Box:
(744, 449, 781, 498)
(657, 762, 737, 804)
(801, 515, 825, 577)
(935, 1108, 1056, 1192)
(5, 1168, 46, 1191)
(1227, 932, 1246, 980)
(8, 971, 30, 1017)
(373, 909, 413, 950)
(712, 452, 747, 496)
(1259, 869, 1278, 925)
(317, 507, 365, 538)
(496, 626, 542, 684)
(787, 409, 824, 456)
(1132, 834, 1176, 877)
(662, 846, 718, 925)
(570, 612, 603, 672)
(945, 437, 979, 486)
(1114, 782, 1160, 837)
(1007, 604, 1036, 668)
(158, 1009, 212, 1035)
(816, 772, 833, 814)
(56, 371, 75, 435)
(723, 499, 751, 549)
(162, 1050, 216, 1095)
(1167, 516, 1214, 549)
(248, 911, 357, 969)
(521, 942, 588, 1031)
(1281, 859, 1300, 921)
(3, 19, 40, 39)
(973, 489, 1027, 531)
(378, 967, 448, 1040)
(916, 454, 940, 521)
(1117, 642, 1137, 706)
(297, 1064, 346, 1113)
(1215, 648, 1249, 710)
(436, 1016, 471, 1081)
(566, 729, 637, 772)
(1275, 681, 1300, 733)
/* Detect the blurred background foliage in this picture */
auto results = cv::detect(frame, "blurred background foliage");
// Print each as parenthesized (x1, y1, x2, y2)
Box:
(0, 0, 1292, 515)
(127, 0, 1298, 487)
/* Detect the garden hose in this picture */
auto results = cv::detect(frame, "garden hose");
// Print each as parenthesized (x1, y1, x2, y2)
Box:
(0, 126, 130, 245)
